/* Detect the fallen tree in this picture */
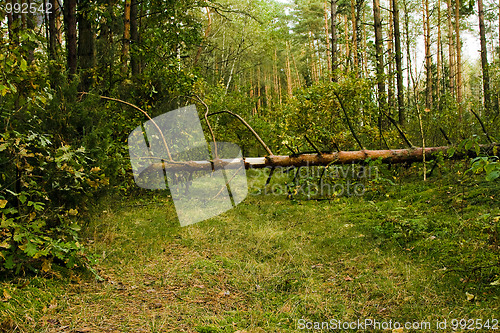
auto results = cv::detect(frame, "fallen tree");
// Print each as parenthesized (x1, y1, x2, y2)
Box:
(135, 144, 500, 174)
(81, 93, 498, 175)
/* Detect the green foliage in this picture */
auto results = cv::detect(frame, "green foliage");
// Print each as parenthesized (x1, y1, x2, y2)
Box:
(0, 130, 108, 274)
(274, 76, 379, 153)
(468, 156, 500, 181)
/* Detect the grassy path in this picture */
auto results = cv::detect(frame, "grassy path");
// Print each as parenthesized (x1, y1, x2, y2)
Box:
(1, 174, 499, 332)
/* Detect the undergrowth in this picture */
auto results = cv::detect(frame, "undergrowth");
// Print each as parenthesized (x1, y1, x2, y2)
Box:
(0, 160, 498, 332)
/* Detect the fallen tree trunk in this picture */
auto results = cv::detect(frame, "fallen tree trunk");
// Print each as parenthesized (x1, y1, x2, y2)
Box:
(140, 144, 499, 173)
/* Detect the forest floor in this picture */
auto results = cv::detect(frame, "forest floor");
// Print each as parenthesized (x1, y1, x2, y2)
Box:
(1, 165, 500, 332)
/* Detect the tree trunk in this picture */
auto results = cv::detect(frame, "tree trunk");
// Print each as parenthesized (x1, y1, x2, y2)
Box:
(387, 0, 394, 111)
(393, 0, 405, 126)
(423, 0, 432, 110)
(404, 0, 413, 108)
(63, 0, 77, 75)
(140, 144, 500, 173)
(446, 0, 455, 95)
(121, 0, 131, 74)
(324, 1, 332, 73)
(350, 0, 358, 75)
(77, 0, 96, 91)
(436, 0, 442, 107)
(477, 0, 491, 114)
(7, 0, 21, 44)
(373, 0, 386, 111)
(48, 0, 60, 61)
(344, 15, 350, 71)
(130, 0, 140, 76)
(194, 7, 211, 67)
(331, 0, 338, 81)
(286, 42, 293, 98)
(454, 0, 463, 117)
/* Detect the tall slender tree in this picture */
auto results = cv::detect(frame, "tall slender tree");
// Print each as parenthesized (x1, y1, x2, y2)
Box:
(446, 0, 455, 95)
(373, 0, 386, 110)
(392, 0, 405, 125)
(477, 0, 491, 114)
(454, 0, 463, 116)
(331, 0, 338, 81)
(63, 0, 77, 75)
(77, 0, 96, 90)
(423, 0, 432, 109)
(121, 0, 131, 74)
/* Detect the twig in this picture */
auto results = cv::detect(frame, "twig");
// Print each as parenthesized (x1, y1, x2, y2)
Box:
(284, 143, 297, 155)
(333, 91, 365, 150)
(469, 109, 493, 144)
(439, 127, 452, 145)
(211, 164, 245, 200)
(79, 92, 173, 161)
(194, 95, 219, 160)
(382, 110, 414, 148)
(331, 138, 341, 152)
(304, 135, 323, 155)
(207, 110, 274, 156)
(265, 167, 275, 186)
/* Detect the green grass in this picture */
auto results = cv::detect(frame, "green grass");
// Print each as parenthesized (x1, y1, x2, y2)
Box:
(1, 164, 499, 332)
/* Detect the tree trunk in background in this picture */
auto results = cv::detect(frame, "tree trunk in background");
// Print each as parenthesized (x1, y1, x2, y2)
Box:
(350, 0, 358, 75)
(373, 0, 386, 111)
(436, 0, 442, 107)
(286, 42, 293, 98)
(454, 0, 462, 117)
(355, 0, 364, 73)
(423, 0, 432, 110)
(121, 0, 131, 74)
(316, 40, 322, 78)
(404, 0, 413, 108)
(292, 52, 301, 87)
(130, 0, 140, 76)
(344, 15, 350, 71)
(77, 0, 96, 91)
(446, 0, 455, 96)
(393, 0, 405, 126)
(7, 0, 21, 44)
(63, 0, 77, 75)
(324, 1, 331, 73)
(331, 0, 338, 81)
(257, 66, 261, 112)
(387, 0, 394, 112)
(362, 8, 368, 76)
(48, 0, 61, 61)
(477, 0, 491, 114)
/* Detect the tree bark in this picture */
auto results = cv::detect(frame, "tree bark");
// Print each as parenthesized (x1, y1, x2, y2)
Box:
(446, 0, 455, 95)
(63, 0, 77, 75)
(454, 0, 463, 117)
(48, 0, 59, 61)
(393, 0, 405, 126)
(423, 0, 432, 110)
(477, 0, 491, 114)
(436, 0, 442, 106)
(331, 0, 338, 81)
(77, 0, 96, 91)
(324, 1, 332, 73)
(121, 0, 131, 74)
(350, 0, 358, 75)
(373, 0, 386, 111)
(137, 144, 500, 173)
(130, 0, 140, 76)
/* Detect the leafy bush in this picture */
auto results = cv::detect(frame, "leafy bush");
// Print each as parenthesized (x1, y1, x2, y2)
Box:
(0, 130, 108, 274)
